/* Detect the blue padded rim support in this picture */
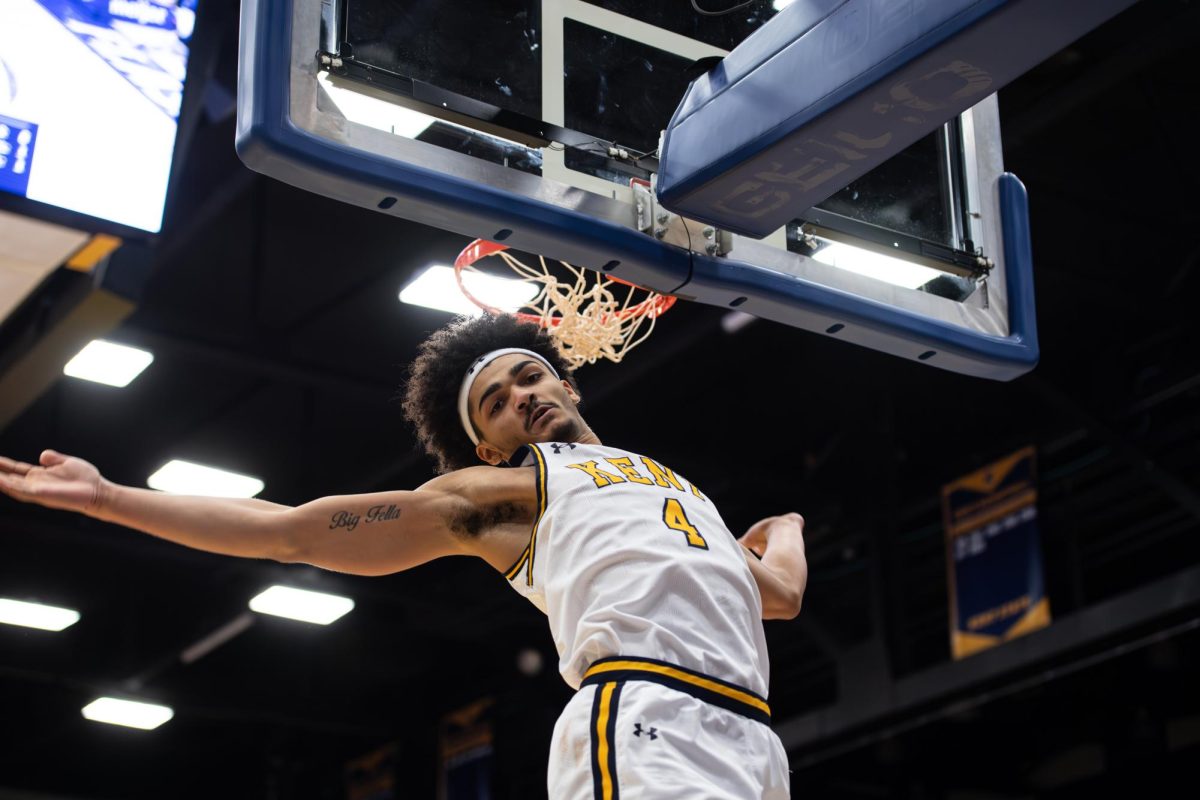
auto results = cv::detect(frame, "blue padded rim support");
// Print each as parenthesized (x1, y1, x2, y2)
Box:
(235, 0, 693, 297)
(657, 0, 1137, 238)
(675, 173, 1037, 381)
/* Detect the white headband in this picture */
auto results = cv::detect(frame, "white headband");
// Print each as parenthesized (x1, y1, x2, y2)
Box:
(457, 348, 561, 445)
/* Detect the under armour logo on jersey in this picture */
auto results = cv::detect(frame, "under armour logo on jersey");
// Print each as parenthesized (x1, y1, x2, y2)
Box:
(550, 443, 577, 454)
(633, 723, 658, 740)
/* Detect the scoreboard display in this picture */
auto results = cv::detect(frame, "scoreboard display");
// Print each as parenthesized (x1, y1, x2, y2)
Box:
(0, 0, 197, 233)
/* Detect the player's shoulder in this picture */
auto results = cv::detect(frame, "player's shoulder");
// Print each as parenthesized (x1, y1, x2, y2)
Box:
(419, 463, 537, 507)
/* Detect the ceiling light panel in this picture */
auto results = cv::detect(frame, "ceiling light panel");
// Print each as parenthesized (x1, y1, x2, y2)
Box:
(248, 585, 355, 625)
(62, 339, 153, 387)
(147, 460, 265, 498)
(399, 265, 538, 316)
(0, 598, 80, 631)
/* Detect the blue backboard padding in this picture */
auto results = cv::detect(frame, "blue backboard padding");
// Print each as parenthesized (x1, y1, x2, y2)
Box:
(677, 173, 1037, 380)
(658, 0, 1137, 238)
(235, 0, 693, 297)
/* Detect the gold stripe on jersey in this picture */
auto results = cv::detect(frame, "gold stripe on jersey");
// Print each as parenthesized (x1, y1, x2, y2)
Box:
(503, 546, 530, 581)
(523, 444, 549, 586)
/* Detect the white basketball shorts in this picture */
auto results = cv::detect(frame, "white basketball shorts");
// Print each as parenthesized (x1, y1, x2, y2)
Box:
(547, 656, 791, 799)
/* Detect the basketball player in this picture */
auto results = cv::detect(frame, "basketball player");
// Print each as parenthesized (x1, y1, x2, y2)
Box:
(0, 313, 806, 799)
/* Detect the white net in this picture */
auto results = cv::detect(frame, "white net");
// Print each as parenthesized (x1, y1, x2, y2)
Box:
(458, 247, 675, 368)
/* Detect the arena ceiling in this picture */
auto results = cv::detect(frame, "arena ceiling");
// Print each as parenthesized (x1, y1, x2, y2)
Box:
(1, 1, 1198, 798)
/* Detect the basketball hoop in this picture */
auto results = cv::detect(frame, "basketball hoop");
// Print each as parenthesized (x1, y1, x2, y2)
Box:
(454, 240, 676, 368)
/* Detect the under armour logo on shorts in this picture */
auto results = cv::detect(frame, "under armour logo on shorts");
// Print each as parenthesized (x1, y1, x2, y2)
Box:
(633, 723, 658, 740)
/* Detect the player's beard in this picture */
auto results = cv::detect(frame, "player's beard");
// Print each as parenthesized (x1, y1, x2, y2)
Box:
(547, 415, 580, 442)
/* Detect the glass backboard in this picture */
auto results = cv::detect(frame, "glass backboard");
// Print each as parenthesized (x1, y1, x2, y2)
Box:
(236, 0, 1058, 378)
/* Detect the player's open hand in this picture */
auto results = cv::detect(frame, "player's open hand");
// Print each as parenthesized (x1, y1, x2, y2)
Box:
(739, 512, 804, 558)
(0, 450, 106, 514)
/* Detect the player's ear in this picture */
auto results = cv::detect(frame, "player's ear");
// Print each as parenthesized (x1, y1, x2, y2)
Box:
(563, 380, 581, 404)
(475, 441, 505, 466)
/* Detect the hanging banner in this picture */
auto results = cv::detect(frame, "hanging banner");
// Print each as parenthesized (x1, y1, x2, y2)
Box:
(942, 446, 1051, 660)
(439, 698, 494, 800)
(345, 742, 398, 800)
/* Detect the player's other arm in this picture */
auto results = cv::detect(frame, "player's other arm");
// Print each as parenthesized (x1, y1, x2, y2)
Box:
(739, 513, 807, 620)
(0, 450, 475, 576)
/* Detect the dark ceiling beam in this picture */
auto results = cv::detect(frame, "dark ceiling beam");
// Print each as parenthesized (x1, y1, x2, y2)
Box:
(1024, 376, 1200, 523)
(169, 698, 393, 739)
(120, 612, 257, 691)
(776, 561, 1200, 765)
(155, 167, 258, 270)
(839, 390, 900, 697)
(1128, 367, 1200, 415)
(1161, 244, 1200, 299)
(1002, 3, 1200, 151)
(0, 786, 110, 800)
(0, 662, 393, 743)
(133, 329, 395, 407)
(0, 511, 237, 566)
(793, 604, 847, 661)
(334, 449, 427, 495)
(1081, 510, 1194, 571)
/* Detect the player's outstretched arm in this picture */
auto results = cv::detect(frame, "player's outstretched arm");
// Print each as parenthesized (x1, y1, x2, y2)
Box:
(739, 513, 807, 620)
(0, 450, 479, 576)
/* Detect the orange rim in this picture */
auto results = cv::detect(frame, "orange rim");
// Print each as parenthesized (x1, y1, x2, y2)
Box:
(453, 239, 677, 324)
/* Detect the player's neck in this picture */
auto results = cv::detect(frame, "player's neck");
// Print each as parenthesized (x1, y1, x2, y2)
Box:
(575, 429, 602, 446)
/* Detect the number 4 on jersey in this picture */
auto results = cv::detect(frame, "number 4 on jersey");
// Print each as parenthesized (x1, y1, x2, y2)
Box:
(662, 498, 708, 550)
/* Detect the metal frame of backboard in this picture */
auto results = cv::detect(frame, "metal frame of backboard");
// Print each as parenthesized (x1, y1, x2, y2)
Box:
(237, 0, 1038, 379)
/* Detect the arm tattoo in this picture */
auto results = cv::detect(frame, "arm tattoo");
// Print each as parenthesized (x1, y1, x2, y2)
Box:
(329, 504, 402, 532)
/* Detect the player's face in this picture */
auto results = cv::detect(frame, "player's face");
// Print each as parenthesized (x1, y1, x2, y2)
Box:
(468, 354, 583, 460)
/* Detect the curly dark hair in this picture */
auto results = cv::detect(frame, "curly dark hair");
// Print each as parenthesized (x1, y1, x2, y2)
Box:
(402, 314, 578, 473)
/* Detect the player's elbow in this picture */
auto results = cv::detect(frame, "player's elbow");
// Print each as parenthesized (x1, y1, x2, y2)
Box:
(271, 536, 305, 565)
(782, 588, 804, 619)
(261, 513, 306, 564)
(763, 586, 803, 620)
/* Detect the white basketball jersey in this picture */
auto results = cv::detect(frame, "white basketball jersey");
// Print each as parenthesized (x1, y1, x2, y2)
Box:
(502, 442, 771, 697)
